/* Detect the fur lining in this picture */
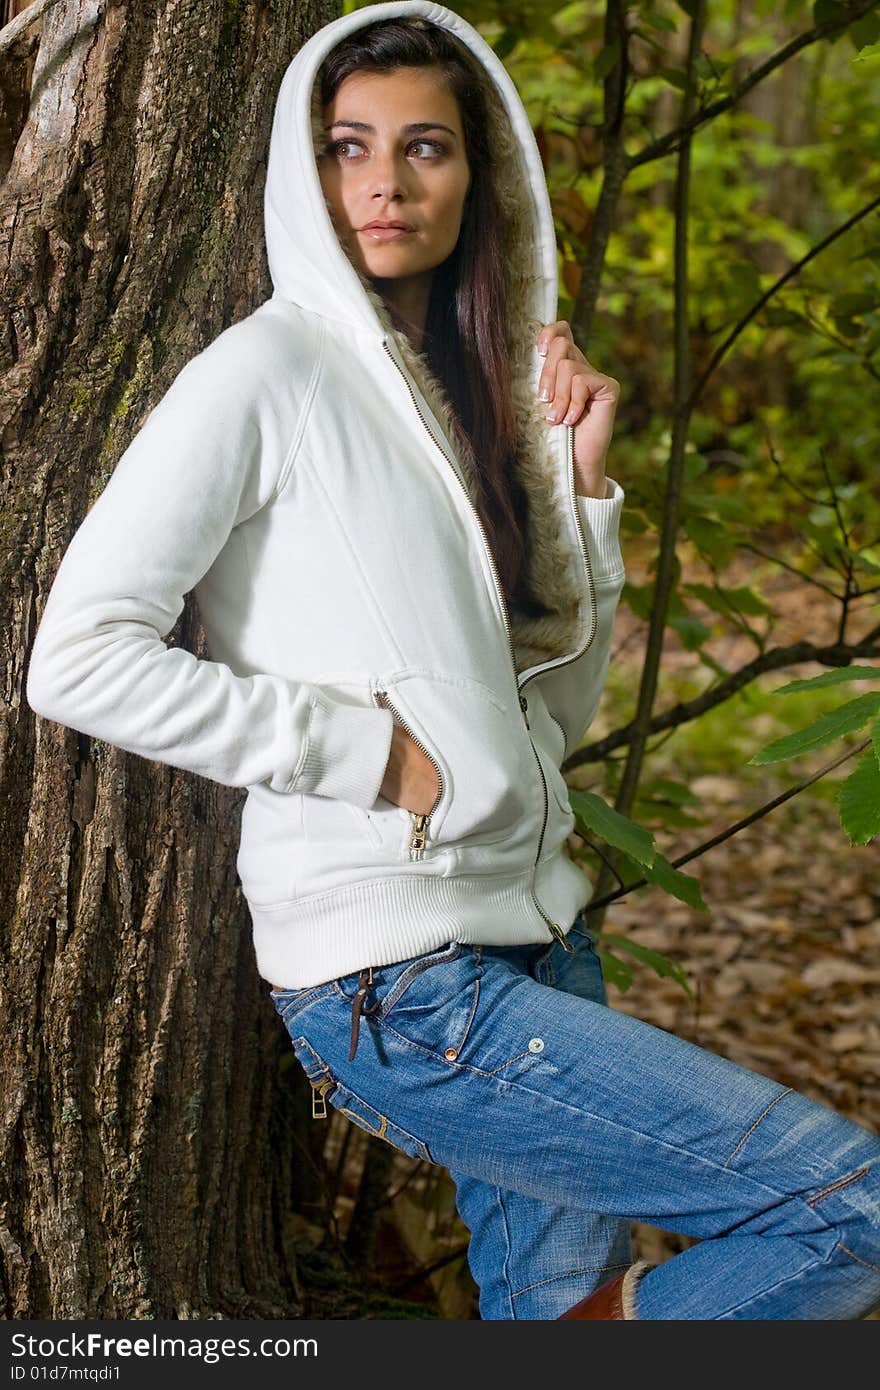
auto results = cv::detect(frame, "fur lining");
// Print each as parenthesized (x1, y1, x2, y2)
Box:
(310, 34, 587, 676)
(621, 1259, 653, 1319)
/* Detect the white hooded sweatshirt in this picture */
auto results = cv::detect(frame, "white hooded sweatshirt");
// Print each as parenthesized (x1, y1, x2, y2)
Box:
(26, 0, 627, 987)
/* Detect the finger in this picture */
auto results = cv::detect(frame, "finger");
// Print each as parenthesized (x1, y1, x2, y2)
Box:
(537, 320, 574, 356)
(544, 360, 588, 424)
(537, 334, 576, 404)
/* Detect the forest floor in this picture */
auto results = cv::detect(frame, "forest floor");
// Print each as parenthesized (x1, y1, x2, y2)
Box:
(304, 544, 880, 1319)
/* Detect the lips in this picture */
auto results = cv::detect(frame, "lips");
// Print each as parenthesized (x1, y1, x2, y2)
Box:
(361, 221, 415, 232)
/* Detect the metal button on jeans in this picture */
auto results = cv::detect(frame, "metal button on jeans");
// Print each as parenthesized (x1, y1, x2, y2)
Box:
(528, 1038, 544, 1052)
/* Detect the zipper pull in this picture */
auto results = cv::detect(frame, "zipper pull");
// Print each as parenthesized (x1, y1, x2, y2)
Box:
(519, 693, 530, 728)
(311, 1076, 333, 1119)
(348, 966, 375, 1061)
(547, 920, 577, 953)
(410, 813, 429, 854)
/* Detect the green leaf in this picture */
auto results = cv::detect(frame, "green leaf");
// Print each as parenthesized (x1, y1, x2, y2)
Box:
(682, 582, 772, 617)
(641, 11, 679, 33)
(595, 946, 633, 992)
(599, 933, 693, 997)
(813, 1, 848, 31)
(641, 851, 709, 913)
(668, 614, 711, 651)
(640, 776, 702, 807)
(748, 693, 880, 764)
(849, 13, 880, 50)
(873, 717, 880, 770)
(683, 512, 734, 564)
(569, 790, 655, 865)
(773, 665, 880, 693)
(657, 65, 688, 92)
(831, 291, 877, 317)
(837, 747, 880, 845)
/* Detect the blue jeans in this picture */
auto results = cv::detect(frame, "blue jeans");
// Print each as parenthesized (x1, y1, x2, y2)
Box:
(269, 911, 880, 1319)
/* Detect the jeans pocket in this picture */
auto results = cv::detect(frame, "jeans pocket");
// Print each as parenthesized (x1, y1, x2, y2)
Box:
(269, 980, 340, 1027)
(289, 1035, 434, 1162)
(359, 942, 483, 1064)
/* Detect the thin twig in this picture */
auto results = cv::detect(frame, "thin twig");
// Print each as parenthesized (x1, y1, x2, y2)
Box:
(582, 736, 873, 914)
(567, 636, 880, 769)
(627, 1, 879, 172)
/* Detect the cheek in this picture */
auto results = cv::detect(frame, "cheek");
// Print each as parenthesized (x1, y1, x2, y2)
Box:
(319, 167, 355, 227)
(433, 176, 469, 241)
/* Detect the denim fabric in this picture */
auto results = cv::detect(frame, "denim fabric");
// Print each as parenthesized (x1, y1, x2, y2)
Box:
(269, 912, 880, 1319)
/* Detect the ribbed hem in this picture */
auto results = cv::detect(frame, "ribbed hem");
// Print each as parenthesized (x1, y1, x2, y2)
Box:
(621, 1260, 654, 1320)
(250, 853, 590, 988)
(293, 694, 394, 808)
(576, 475, 625, 579)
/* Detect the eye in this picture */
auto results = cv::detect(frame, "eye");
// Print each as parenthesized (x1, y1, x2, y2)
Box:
(325, 138, 363, 160)
(408, 139, 447, 159)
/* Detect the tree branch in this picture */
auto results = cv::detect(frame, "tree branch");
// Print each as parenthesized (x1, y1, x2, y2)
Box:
(582, 737, 873, 916)
(626, 1, 879, 173)
(566, 635, 880, 771)
(688, 193, 880, 409)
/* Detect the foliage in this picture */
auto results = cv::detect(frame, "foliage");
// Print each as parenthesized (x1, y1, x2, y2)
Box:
(346, 0, 880, 995)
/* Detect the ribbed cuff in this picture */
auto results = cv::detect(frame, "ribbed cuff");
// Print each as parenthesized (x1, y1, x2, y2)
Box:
(576, 475, 625, 580)
(292, 694, 394, 809)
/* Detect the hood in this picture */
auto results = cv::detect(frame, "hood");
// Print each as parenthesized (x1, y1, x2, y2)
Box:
(263, 0, 587, 676)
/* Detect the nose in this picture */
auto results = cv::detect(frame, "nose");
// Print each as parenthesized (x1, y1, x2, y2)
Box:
(368, 148, 410, 202)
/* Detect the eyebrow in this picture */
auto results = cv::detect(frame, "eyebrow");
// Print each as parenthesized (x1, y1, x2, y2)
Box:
(327, 120, 458, 139)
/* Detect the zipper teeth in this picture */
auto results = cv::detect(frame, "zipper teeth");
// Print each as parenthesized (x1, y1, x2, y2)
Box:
(381, 340, 521, 700)
(373, 687, 444, 815)
(380, 338, 580, 944)
(373, 686, 442, 858)
(520, 421, 598, 698)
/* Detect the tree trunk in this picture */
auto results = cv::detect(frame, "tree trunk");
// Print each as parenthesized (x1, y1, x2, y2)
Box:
(1, 0, 337, 1319)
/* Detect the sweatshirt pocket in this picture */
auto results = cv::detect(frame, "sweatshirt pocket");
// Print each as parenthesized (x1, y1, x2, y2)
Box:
(371, 671, 531, 857)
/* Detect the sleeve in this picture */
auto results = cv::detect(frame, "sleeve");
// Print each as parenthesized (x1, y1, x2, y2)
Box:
(536, 476, 626, 761)
(25, 324, 394, 809)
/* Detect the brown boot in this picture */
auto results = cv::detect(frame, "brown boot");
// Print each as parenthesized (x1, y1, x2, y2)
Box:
(557, 1260, 654, 1320)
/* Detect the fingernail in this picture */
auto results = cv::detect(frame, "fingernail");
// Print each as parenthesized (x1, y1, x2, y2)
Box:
(539, 387, 551, 401)
(546, 409, 560, 422)
(537, 341, 547, 356)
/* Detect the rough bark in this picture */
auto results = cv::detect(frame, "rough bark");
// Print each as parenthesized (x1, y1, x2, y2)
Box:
(1, 0, 337, 1319)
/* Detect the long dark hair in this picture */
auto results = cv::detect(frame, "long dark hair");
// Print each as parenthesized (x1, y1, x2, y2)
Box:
(317, 17, 540, 614)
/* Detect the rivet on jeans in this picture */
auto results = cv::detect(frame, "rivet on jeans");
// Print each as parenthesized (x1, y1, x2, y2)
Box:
(445, 1047, 459, 1061)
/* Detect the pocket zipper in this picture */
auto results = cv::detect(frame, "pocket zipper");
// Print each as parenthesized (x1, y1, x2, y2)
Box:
(381, 338, 584, 951)
(373, 687, 443, 858)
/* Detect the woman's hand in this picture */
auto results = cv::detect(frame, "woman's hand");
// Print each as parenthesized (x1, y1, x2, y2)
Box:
(380, 722, 440, 816)
(536, 321, 620, 498)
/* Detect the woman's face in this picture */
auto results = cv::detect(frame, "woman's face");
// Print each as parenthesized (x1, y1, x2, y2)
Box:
(318, 66, 472, 284)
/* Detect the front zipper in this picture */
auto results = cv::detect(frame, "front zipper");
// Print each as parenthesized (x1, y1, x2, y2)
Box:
(381, 338, 593, 952)
(373, 686, 443, 859)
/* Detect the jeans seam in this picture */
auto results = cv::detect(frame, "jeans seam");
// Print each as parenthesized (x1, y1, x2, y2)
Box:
(495, 1185, 516, 1320)
(710, 1237, 842, 1319)
(452, 973, 481, 1056)
(837, 1242, 880, 1273)
(806, 1165, 871, 1208)
(722, 1087, 795, 1168)
(511, 1263, 630, 1298)
(373, 1018, 827, 1216)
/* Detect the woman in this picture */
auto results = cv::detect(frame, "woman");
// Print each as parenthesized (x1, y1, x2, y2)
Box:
(26, 3, 880, 1319)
